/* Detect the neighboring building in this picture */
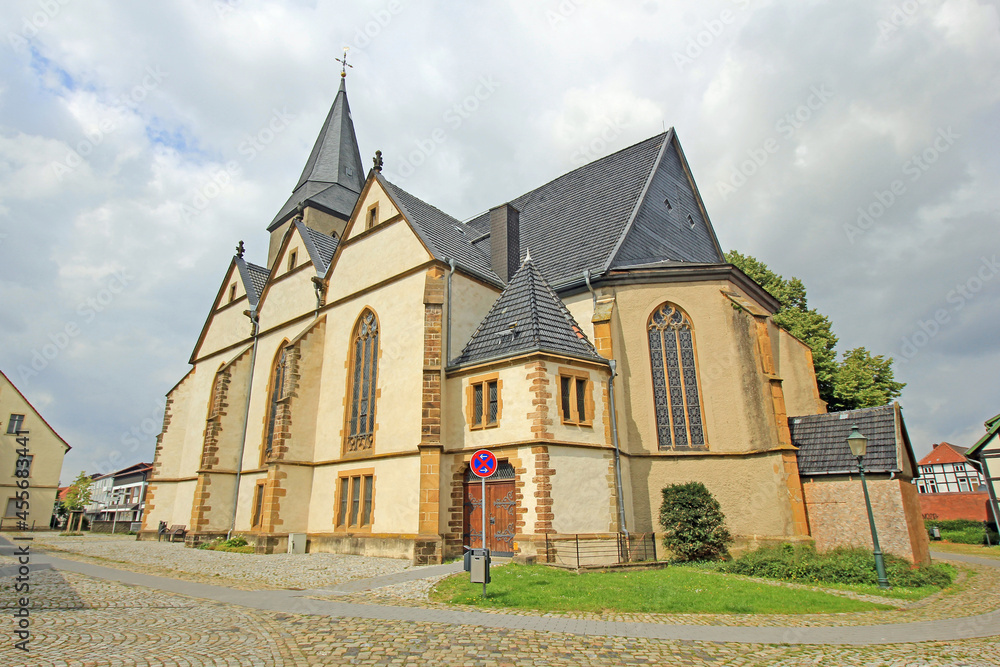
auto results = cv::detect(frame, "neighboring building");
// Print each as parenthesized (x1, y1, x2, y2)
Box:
(0, 370, 71, 530)
(88, 463, 153, 530)
(139, 73, 928, 564)
(789, 404, 930, 564)
(913, 442, 990, 522)
(966, 413, 1000, 528)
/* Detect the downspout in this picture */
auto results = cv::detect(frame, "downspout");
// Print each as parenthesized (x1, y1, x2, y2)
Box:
(228, 307, 260, 540)
(608, 359, 628, 536)
(446, 258, 457, 363)
(584, 270, 627, 535)
(583, 269, 596, 311)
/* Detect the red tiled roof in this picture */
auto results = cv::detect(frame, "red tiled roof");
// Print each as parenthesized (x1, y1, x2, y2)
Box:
(918, 442, 970, 466)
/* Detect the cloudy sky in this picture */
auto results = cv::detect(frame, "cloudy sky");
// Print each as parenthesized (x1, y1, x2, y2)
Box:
(1, 0, 997, 482)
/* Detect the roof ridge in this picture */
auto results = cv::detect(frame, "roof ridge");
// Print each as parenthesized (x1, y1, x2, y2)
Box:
(502, 132, 669, 207)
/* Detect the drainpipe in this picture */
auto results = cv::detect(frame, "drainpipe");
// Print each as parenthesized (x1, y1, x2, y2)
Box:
(228, 307, 260, 540)
(584, 270, 627, 535)
(583, 269, 596, 311)
(608, 359, 628, 536)
(446, 258, 456, 363)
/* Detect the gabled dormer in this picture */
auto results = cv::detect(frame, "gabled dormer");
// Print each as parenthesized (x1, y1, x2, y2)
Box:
(190, 245, 267, 363)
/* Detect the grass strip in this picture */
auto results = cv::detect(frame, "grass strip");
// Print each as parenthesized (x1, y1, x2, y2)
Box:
(431, 563, 893, 614)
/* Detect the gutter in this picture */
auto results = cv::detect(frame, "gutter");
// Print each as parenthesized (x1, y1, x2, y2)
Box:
(607, 359, 628, 535)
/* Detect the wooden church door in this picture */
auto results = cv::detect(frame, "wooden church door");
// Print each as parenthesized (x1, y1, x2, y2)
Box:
(462, 461, 516, 556)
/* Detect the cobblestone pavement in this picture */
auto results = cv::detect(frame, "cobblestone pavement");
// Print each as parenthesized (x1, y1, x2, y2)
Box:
(1, 569, 999, 667)
(1, 535, 998, 665)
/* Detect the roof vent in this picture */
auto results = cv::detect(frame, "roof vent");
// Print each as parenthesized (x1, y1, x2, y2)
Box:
(687, 214, 695, 229)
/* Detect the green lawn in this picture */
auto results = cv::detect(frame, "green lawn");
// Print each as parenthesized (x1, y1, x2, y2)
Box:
(430, 564, 894, 614)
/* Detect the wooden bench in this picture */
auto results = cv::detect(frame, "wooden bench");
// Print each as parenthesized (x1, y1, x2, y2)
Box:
(168, 525, 187, 543)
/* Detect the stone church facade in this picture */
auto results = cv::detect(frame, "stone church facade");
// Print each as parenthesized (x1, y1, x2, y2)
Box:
(139, 74, 925, 564)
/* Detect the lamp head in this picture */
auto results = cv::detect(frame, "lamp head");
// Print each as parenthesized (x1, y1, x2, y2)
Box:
(846, 424, 868, 459)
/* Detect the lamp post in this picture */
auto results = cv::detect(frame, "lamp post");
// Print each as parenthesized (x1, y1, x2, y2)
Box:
(847, 425, 890, 589)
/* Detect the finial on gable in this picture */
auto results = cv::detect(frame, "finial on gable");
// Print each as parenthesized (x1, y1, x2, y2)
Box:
(523, 247, 532, 264)
(373, 149, 383, 172)
(336, 47, 352, 79)
(294, 204, 304, 221)
(236, 240, 245, 258)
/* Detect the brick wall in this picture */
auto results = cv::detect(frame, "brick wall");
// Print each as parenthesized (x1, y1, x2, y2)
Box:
(919, 491, 992, 522)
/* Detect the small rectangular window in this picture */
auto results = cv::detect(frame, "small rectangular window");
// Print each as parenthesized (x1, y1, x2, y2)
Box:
(337, 478, 349, 526)
(4, 498, 18, 518)
(558, 369, 592, 426)
(958, 477, 970, 492)
(7, 414, 24, 434)
(367, 204, 378, 230)
(473, 384, 483, 426)
(336, 472, 374, 530)
(350, 476, 361, 526)
(487, 381, 498, 425)
(560, 377, 572, 421)
(288, 250, 297, 271)
(468, 376, 500, 430)
(229, 284, 237, 303)
(361, 476, 373, 526)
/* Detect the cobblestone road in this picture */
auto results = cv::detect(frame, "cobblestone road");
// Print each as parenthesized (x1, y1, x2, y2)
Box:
(0, 535, 997, 666)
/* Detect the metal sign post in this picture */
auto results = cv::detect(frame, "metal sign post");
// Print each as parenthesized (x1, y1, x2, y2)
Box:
(470, 449, 498, 597)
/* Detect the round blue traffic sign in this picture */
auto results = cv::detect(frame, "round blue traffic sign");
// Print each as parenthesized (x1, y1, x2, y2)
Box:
(471, 449, 498, 478)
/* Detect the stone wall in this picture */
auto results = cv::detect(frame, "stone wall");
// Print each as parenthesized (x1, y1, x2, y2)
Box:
(802, 475, 931, 564)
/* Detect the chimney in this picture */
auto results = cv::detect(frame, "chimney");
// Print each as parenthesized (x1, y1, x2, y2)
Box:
(932, 443, 939, 449)
(489, 203, 520, 283)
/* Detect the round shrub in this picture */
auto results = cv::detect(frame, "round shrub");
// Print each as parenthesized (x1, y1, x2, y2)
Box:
(658, 482, 732, 562)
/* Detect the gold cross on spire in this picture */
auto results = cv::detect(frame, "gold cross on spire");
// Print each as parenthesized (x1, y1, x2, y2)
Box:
(336, 47, 352, 79)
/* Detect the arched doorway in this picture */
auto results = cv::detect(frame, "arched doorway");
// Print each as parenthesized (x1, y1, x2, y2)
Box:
(463, 461, 516, 556)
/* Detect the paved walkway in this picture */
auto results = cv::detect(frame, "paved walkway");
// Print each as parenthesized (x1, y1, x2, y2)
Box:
(7, 540, 999, 646)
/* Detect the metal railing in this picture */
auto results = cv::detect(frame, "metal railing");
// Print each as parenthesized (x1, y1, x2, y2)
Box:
(543, 532, 657, 568)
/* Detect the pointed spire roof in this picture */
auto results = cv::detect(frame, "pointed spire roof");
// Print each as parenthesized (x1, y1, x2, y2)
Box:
(451, 256, 604, 367)
(269, 78, 365, 230)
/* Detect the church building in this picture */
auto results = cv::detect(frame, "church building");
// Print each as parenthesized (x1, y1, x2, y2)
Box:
(139, 70, 928, 564)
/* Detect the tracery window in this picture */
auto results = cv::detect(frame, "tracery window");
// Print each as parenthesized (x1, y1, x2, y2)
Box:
(262, 344, 289, 463)
(648, 303, 706, 450)
(345, 309, 379, 455)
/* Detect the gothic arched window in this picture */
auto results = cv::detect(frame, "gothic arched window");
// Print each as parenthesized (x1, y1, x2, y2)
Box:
(345, 309, 379, 455)
(262, 343, 290, 463)
(648, 303, 706, 449)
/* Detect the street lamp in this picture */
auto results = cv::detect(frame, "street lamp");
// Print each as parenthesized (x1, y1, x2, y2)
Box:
(846, 425, 890, 589)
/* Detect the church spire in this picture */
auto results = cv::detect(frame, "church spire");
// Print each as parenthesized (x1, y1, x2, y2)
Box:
(268, 68, 365, 231)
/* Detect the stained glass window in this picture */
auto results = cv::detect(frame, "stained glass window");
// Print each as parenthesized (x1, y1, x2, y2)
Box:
(346, 310, 379, 454)
(648, 303, 706, 450)
(263, 345, 289, 461)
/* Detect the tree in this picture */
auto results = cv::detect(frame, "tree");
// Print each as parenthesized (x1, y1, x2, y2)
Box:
(829, 347, 906, 412)
(61, 472, 92, 532)
(725, 251, 904, 411)
(659, 482, 732, 561)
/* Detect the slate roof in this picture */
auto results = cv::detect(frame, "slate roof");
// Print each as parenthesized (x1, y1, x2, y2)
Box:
(461, 131, 725, 288)
(789, 404, 901, 475)
(245, 262, 268, 296)
(295, 219, 338, 274)
(269, 78, 364, 230)
(451, 255, 604, 367)
(381, 176, 498, 283)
